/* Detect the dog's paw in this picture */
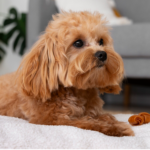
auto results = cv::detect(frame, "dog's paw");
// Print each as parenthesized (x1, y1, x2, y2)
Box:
(114, 122, 134, 136)
(104, 122, 134, 137)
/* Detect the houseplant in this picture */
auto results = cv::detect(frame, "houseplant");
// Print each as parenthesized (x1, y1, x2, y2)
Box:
(3, 7, 27, 55)
(0, 7, 27, 62)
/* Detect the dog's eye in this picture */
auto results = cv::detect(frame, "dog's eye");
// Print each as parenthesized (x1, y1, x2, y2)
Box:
(99, 39, 104, 46)
(73, 40, 84, 48)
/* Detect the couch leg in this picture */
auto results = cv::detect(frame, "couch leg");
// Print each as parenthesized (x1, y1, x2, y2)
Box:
(124, 83, 131, 107)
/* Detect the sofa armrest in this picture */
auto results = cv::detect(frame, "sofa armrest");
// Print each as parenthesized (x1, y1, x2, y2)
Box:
(110, 23, 150, 57)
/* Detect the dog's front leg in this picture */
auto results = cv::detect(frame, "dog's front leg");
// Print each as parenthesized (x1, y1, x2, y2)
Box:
(65, 116, 134, 137)
(29, 114, 134, 137)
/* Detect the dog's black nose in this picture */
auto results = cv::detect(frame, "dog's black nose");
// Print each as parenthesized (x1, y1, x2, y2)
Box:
(95, 51, 107, 62)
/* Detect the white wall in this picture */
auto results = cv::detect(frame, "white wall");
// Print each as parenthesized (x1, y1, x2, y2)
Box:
(0, 0, 29, 75)
(0, 0, 29, 23)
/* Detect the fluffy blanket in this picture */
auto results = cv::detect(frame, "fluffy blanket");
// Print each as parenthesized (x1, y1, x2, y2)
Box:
(0, 114, 150, 148)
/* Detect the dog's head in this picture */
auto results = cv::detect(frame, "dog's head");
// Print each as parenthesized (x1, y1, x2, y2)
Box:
(17, 11, 124, 101)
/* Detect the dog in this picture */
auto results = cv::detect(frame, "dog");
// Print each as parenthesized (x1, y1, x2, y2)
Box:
(0, 11, 134, 136)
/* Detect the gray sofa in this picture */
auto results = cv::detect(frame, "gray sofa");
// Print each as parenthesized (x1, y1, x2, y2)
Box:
(27, 0, 150, 78)
(112, 0, 150, 78)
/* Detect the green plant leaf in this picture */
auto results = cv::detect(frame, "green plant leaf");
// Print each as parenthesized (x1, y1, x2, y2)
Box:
(5, 25, 18, 42)
(1, 7, 27, 56)
(17, 19, 25, 36)
(0, 46, 6, 62)
(20, 13, 26, 37)
(13, 32, 22, 51)
(0, 33, 8, 44)
(21, 13, 26, 24)
(9, 8, 18, 19)
(3, 18, 15, 26)
(19, 39, 26, 55)
(0, 56, 2, 61)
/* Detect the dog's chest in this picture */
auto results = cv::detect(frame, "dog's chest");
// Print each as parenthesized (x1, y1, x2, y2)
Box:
(49, 87, 86, 117)
(49, 87, 102, 118)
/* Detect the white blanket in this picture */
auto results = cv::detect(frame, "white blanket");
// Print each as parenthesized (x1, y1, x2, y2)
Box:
(0, 114, 150, 149)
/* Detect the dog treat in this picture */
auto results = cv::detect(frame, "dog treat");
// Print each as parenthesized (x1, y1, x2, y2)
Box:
(139, 112, 150, 123)
(128, 115, 144, 125)
(128, 112, 150, 125)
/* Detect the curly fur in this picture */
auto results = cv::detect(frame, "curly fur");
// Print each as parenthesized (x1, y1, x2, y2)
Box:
(0, 11, 134, 136)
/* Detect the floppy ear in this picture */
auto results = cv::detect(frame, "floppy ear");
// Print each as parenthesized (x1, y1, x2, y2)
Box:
(16, 34, 59, 102)
(98, 84, 122, 95)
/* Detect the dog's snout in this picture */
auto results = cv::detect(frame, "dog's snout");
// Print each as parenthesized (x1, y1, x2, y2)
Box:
(95, 51, 107, 62)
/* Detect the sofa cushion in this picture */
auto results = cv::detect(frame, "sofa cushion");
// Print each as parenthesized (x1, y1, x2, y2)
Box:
(111, 23, 150, 57)
(123, 58, 150, 78)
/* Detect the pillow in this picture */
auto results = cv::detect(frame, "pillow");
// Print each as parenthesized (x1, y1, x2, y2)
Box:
(55, 0, 132, 26)
(108, 0, 122, 17)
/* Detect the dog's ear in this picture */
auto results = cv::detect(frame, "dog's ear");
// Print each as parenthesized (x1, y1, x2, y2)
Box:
(16, 34, 60, 102)
(98, 84, 122, 95)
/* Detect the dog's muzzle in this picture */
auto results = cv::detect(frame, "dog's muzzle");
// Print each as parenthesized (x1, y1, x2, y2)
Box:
(94, 51, 107, 67)
(95, 51, 107, 62)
